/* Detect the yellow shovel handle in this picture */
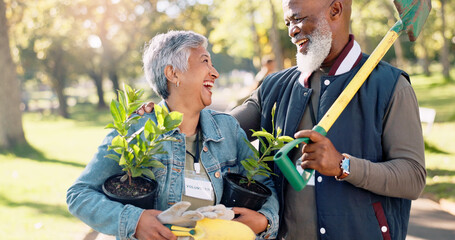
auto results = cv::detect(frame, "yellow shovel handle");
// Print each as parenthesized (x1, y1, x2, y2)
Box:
(165, 225, 195, 237)
(318, 29, 400, 132)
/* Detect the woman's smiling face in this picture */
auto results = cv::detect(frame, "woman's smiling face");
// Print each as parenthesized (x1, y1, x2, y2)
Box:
(176, 46, 219, 109)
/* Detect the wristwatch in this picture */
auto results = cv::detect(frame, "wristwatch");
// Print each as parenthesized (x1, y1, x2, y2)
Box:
(335, 154, 350, 181)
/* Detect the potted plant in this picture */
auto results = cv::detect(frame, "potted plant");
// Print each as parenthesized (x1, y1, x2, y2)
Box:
(220, 104, 294, 211)
(102, 84, 183, 209)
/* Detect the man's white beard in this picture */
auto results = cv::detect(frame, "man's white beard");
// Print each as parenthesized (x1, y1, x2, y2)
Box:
(296, 17, 333, 74)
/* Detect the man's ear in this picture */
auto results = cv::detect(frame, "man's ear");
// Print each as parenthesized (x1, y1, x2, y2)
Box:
(329, 1, 343, 20)
(164, 65, 179, 84)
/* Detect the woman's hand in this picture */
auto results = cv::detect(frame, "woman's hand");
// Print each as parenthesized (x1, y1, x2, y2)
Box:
(232, 207, 268, 234)
(135, 209, 177, 240)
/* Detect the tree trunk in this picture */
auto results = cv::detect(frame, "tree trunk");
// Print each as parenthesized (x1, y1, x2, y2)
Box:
(0, 0, 27, 148)
(52, 76, 69, 118)
(268, 0, 283, 71)
(89, 70, 106, 109)
(439, 0, 451, 81)
(419, 35, 431, 76)
(384, 1, 406, 68)
(108, 69, 120, 95)
(47, 46, 70, 118)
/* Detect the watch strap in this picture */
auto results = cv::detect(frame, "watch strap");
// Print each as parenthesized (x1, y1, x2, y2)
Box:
(335, 153, 350, 181)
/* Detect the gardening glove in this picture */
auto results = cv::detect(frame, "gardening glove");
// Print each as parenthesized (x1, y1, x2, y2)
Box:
(196, 204, 235, 220)
(157, 201, 204, 227)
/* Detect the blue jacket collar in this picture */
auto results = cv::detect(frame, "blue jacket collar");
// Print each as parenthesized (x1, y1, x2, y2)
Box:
(158, 100, 223, 142)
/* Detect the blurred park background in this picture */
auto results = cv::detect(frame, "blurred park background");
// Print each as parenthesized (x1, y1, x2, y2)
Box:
(0, 0, 454, 239)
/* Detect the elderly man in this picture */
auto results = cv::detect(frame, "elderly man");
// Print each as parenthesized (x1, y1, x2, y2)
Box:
(230, 0, 426, 239)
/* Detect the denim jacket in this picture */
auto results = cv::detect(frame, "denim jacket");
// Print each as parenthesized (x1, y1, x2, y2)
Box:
(67, 103, 279, 239)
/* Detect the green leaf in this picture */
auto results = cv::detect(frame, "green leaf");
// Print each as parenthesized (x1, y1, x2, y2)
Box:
(252, 131, 274, 145)
(111, 135, 127, 148)
(276, 127, 282, 138)
(148, 144, 164, 155)
(105, 123, 116, 129)
(154, 105, 165, 128)
(256, 172, 271, 178)
(262, 156, 275, 162)
(132, 144, 141, 159)
(242, 138, 259, 159)
(127, 102, 144, 116)
(126, 115, 141, 125)
(271, 103, 276, 120)
(105, 154, 120, 162)
(141, 168, 156, 180)
(118, 90, 127, 113)
(131, 167, 142, 178)
(277, 135, 294, 142)
(252, 131, 274, 140)
(119, 155, 127, 166)
(241, 160, 255, 171)
(110, 100, 123, 124)
(164, 111, 183, 131)
(143, 160, 165, 168)
(143, 119, 153, 140)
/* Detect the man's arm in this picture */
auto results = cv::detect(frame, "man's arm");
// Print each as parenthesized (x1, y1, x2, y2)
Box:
(296, 76, 426, 200)
(229, 89, 262, 141)
(345, 76, 426, 199)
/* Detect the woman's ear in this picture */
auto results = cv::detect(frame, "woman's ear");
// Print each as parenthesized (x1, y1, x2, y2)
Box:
(164, 65, 179, 84)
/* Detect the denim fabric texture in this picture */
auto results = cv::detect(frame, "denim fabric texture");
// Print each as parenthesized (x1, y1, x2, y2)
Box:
(67, 103, 279, 239)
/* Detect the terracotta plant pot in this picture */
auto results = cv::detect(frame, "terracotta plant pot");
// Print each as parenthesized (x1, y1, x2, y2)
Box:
(220, 173, 272, 211)
(102, 174, 158, 209)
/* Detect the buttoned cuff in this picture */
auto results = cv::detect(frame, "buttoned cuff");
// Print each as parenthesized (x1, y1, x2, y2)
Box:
(257, 209, 278, 239)
(118, 204, 144, 240)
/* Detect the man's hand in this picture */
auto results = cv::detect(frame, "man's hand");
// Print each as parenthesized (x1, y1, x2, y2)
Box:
(135, 209, 177, 240)
(136, 102, 155, 116)
(232, 207, 268, 234)
(294, 130, 344, 177)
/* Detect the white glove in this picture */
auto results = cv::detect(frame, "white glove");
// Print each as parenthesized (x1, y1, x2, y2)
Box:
(157, 201, 204, 227)
(196, 204, 235, 220)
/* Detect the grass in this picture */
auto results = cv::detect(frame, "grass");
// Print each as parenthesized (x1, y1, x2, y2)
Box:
(0, 71, 454, 239)
(412, 72, 455, 202)
(0, 108, 110, 239)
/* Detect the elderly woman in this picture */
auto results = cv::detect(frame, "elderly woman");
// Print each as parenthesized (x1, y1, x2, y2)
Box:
(67, 30, 278, 240)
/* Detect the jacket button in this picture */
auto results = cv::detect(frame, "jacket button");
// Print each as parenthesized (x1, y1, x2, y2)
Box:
(320, 228, 326, 234)
(324, 79, 331, 86)
(215, 171, 221, 178)
(381, 226, 388, 232)
(203, 146, 208, 152)
(317, 176, 323, 182)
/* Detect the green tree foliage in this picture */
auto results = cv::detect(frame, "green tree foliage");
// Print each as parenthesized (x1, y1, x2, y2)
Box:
(3, 0, 453, 121)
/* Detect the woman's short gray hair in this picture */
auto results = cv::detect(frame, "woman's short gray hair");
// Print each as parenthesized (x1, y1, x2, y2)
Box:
(143, 30, 208, 99)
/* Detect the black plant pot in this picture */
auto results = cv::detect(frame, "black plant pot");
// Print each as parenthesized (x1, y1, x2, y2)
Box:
(220, 173, 272, 211)
(102, 174, 158, 209)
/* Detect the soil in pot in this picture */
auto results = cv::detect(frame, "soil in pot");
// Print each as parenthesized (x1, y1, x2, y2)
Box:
(220, 173, 272, 211)
(103, 174, 158, 209)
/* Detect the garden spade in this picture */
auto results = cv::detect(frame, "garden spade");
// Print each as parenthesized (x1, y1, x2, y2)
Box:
(166, 218, 256, 240)
(274, 0, 432, 191)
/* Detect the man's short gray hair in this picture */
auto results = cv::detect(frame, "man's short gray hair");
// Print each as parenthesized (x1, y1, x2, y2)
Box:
(143, 30, 208, 99)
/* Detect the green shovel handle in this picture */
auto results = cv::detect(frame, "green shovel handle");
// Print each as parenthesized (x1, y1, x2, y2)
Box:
(274, 125, 327, 191)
